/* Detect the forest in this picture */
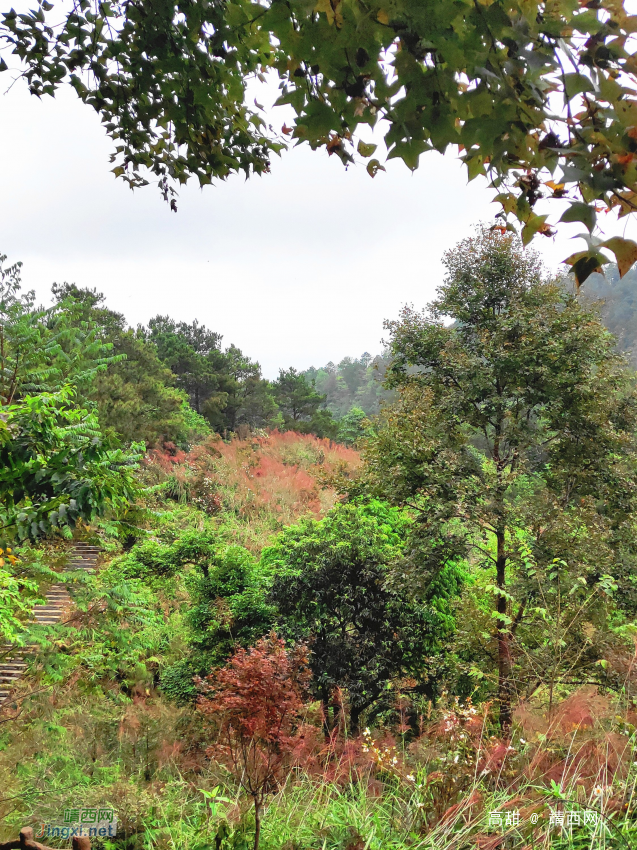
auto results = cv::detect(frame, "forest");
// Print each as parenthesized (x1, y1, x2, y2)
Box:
(2, 227, 637, 850)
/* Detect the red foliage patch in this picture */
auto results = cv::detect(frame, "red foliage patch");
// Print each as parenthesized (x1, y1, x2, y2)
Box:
(196, 633, 313, 836)
(143, 430, 361, 543)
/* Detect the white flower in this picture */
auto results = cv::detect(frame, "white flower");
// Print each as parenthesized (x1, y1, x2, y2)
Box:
(406, 774, 416, 782)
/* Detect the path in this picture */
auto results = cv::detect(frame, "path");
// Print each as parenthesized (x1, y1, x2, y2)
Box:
(0, 543, 100, 704)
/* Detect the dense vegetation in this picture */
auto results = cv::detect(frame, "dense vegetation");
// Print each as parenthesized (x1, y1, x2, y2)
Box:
(5, 1, 637, 277)
(1, 269, 380, 453)
(2, 231, 637, 850)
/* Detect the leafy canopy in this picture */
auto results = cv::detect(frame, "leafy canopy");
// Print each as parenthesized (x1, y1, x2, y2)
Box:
(148, 316, 276, 433)
(265, 499, 462, 726)
(4, 1, 637, 273)
(0, 387, 141, 543)
(0, 255, 116, 405)
(366, 227, 637, 726)
(197, 635, 311, 850)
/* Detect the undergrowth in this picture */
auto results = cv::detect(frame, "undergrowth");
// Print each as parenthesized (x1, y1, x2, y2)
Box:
(142, 431, 360, 553)
(2, 681, 637, 849)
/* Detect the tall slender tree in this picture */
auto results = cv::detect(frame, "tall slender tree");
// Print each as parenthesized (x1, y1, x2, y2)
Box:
(365, 228, 637, 729)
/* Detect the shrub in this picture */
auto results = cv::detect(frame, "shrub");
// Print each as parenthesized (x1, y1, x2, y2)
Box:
(266, 500, 463, 731)
(197, 635, 311, 850)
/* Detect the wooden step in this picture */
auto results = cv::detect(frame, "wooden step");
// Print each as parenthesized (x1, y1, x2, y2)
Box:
(0, 543, 101, 708)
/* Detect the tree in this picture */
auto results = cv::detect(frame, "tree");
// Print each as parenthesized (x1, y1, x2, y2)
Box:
(51, 285, 197, 447)
(119, 531, 275, 678)
(0, 256, 114, 406)
(185, 543, 275, 671)
(203, 344, 276, 433)
(0, 262, 142, 543)
(272, 368, 323, 422)
(147, 316, 223, 416)
(265, 500, 461, 731)
(197, 635, 310, 850)
(337, 406, 370, 446)
(93, 330, 200, 447)
(4, 2, 637, 273)
(0, 387, 141, 543)
(147, 316, 275, 433)
(365, 228, 637, 729)
(0, 546, 37, 643)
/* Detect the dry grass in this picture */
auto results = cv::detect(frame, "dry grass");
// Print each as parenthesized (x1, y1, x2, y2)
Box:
(144, 430, 361, 552)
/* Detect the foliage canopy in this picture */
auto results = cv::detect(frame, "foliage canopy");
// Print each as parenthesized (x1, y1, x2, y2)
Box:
(266, 500, 462, 728)
(365, 227, 637, 727)
(5, 1, 637, 274)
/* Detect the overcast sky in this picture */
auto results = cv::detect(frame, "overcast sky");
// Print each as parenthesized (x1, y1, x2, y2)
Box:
(2, 75, 637, 378)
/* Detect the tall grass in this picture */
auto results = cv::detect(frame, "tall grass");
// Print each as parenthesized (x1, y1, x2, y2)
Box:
(2, 681, 637, 849)
(144, 431, 360, 552)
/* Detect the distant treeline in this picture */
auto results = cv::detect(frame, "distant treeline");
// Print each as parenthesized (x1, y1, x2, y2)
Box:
(51, 285, 385, 448)
(579, 265, 637, 368)
(52, 270, 637, 450)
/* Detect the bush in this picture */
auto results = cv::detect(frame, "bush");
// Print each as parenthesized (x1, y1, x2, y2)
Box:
(265, 500, 463, 730)
(186, 545, 275, 670)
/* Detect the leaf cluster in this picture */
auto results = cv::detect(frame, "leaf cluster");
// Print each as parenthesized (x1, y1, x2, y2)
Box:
(7, 2, 637, 270)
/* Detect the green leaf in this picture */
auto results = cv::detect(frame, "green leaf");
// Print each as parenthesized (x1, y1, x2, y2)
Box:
(466, 156, 486, 182)
(366, 158, 386, 177)
(357, 140, 377, 159)
(494, 192, 517, 215)
(563, 73, 595, 100)
(565, 251, 608, 287)
(521, 214, 548, 246)
(601, 236, 637, 278)
(559, 202, 596, 234)
(388, 139, 429, 171)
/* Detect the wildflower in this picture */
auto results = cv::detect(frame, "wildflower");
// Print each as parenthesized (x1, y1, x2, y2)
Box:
(406, 774, 415, 782)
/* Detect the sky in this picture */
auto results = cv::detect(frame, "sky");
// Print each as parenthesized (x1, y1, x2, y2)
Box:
(2, 73, 636, 377)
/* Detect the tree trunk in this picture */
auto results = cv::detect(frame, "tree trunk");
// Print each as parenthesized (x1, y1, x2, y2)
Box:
(496, 529, 512, 732)
(319, 685, 331, 737)
(253, 800, 261, 850)
(349, 704, 361, 737)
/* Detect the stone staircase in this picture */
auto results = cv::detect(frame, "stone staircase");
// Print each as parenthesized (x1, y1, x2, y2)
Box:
(0, 543, 101, 704)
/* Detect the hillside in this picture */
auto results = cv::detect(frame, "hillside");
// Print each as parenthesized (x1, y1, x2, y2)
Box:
(143, 429, 361, 552)
(579, 265, 637, 367)
(2, 235, 637, 850)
